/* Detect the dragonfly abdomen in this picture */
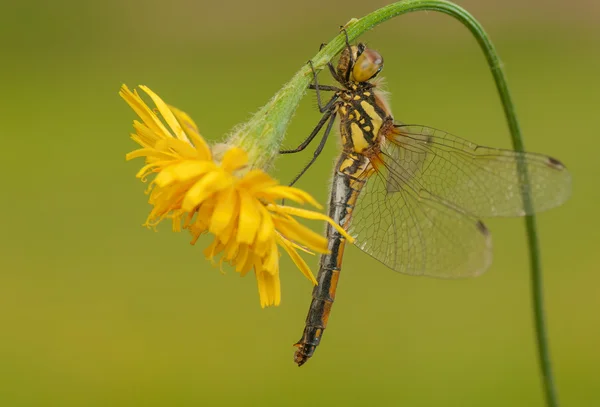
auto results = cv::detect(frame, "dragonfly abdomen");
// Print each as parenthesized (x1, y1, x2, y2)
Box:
(294, 153, 369, 366)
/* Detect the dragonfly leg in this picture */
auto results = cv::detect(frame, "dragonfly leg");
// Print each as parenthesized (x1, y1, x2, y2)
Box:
(317, 41, 345, 84)
(327, 61, 342, 84)
(286, 111, 337, 187)
(309, 60, 340, 113)
(279, 108, 333, 155)
(308, 84, 342, 92)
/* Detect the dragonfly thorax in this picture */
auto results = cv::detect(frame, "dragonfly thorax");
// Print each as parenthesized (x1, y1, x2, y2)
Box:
(337, 89, 389, 154)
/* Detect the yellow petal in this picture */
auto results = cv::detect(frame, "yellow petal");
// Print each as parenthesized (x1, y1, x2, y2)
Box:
(269, 204, 355, 243)
(209, 188, 238, 236)
(280, 236, 315, 255)
(273, 217, 328, 253)
(204, 238, 225, 261)
(135, 162, 162, 180)
(183, 210, 196, 229)
(130, 125, 158, 149)
(223, 234, 240, 262)
(256, 186, 322, 208)
(252, 239, 270, 258)
(182, 170, 231, 212)
(155, 160, 215, 187)
(255, 204, 275, 244)
(234, 244, 250, 273)
(126, 148, 177, 161)
(238, 169, 279, 192)
(169, 105, 199, 136)
(189, 225, 204, 245)
(189, 216, 208, 244)
(169, 105, 211, 160)
(120, 85, 174, 140)
(236, 190, 261, 245)
(170, 211, 183, 232)
(278, 235, 318, 285)
(283, 187, 323, 208)
(255, 268, 281, 308)
(139, 85, 190, 144)
(261, 239, 280, 275)
(196, 201, 216, 230)
(132, 120, 165, 148)
(221, 148, 248, 173)
(216, 208, 238, 245)
(240, 252, 257, 277)
(159, 137, 198, 159)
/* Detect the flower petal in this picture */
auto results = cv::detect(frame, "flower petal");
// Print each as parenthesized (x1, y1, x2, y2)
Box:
(155, 160, 215, 187)
(209, 187, 238, 236)
(139, 85, 190, 144)
(278, 235, 318, 285)
(132, 121, 163, 148)
(155, 137, 198, 159)
(269, 204, 355, 243)
(238, 169, 279, 193)
(273, 217, 329, 253)
(255, 268, 281, 308)
(255, 186, 322, 208)
(261, 238, 280, 275)
(221, 148, 248, 173)
(234, 244, 250, 273)
(126, 148, 177, 161)
(169, 105, 211, 160)
(120, 85, 174, 140)
(237, 190, 261, 245)
(182, 170, 231, 211)
(255, 204, 275, 244)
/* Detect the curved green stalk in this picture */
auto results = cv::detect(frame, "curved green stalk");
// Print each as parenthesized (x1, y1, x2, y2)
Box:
(230, 2, 557, 405)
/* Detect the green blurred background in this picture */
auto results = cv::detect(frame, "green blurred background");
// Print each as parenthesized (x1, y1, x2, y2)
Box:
(1, 0, 598, 405)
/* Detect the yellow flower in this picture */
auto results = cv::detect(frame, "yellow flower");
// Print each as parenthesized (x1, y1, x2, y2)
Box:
(121, 85, 353, 307)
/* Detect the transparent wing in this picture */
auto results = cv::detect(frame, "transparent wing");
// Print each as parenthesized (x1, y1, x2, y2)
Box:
(347, 125, 571, 278)
(349, 159, 493, 278)
(387, 125, 572, 217)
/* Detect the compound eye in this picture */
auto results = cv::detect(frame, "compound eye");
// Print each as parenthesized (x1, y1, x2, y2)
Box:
(351, 48, 383, 82)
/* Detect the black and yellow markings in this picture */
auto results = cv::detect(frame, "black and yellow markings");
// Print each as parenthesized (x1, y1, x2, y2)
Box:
(359, 100, 383, 136)
(336, 90, 387, 154)
(337, 152, 368, 177)
(338, 153, 357, 173)
(349, 122, 370, 152)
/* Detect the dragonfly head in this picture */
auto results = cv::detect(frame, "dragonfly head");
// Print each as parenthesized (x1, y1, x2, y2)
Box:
(338, 43, 384, 84)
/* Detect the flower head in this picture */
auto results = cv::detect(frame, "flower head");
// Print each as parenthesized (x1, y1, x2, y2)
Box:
(121, 85, 352, 307)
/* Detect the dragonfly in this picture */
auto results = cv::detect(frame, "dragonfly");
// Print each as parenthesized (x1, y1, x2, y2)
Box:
(279, 35, 571, 366)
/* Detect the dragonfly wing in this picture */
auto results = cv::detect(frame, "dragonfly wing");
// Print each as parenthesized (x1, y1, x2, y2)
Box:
(349, 157, 493, 278)
(388, 125, 571, 217)
(348, 125, 570, 277)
